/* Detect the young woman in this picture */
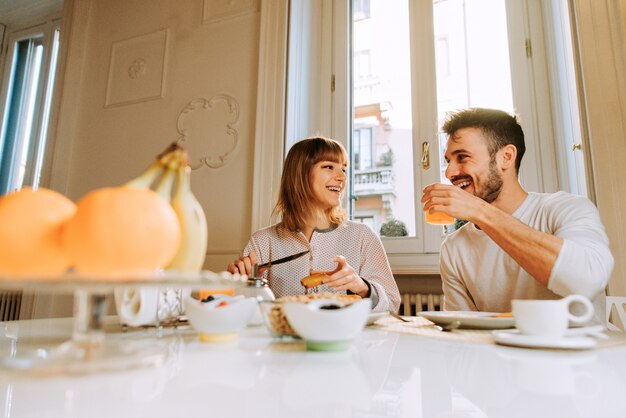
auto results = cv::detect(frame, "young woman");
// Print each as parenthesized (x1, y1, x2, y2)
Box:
(227, 136, 400, 312)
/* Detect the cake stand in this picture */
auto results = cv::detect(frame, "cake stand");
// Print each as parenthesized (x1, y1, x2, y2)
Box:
(0, 270, 244, 375)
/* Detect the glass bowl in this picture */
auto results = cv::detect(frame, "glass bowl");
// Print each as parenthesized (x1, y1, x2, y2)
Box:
(258, 300, 300, 339)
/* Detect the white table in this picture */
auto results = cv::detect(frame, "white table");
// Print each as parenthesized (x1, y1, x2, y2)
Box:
(0, 317, 625, 418)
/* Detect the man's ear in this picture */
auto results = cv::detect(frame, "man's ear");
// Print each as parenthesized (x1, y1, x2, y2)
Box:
(499, 144, 517, 171)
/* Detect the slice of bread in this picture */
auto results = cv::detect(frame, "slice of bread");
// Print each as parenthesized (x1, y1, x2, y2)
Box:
(300, 272, 328, 289)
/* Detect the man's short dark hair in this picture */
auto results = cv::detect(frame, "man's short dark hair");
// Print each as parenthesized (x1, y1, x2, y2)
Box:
(442, 108, 526, 172)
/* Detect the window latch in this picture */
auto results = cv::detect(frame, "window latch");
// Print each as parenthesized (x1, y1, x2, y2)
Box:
(421, 141, 430, 170)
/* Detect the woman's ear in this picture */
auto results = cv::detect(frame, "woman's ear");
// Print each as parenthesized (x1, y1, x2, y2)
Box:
(498, 144, 517, 171)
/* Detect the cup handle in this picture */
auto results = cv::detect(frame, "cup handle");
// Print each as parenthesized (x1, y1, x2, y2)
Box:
(563, 294, 594, 325)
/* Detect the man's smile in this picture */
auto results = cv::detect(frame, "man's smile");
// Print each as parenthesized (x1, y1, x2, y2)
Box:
(452, 177, 472, 190)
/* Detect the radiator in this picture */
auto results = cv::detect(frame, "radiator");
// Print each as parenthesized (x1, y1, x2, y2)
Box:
(0, 291, 22, 322)
(400, 293, 444, 316)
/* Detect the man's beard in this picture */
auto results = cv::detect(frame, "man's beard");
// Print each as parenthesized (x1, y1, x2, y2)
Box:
(475, 157, 503, 203)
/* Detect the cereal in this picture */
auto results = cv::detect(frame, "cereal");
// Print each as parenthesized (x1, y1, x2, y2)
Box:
(261, 293, 362, 337)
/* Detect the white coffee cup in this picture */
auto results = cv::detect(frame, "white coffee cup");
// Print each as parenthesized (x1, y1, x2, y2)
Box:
(512, 295, 594, 338)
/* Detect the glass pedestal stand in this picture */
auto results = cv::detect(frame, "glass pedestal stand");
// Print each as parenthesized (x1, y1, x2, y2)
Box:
(0, 271, 244, 375)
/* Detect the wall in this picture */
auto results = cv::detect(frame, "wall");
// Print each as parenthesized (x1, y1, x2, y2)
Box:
(48, 0, 260, 269)
(34, 0, 262, 317)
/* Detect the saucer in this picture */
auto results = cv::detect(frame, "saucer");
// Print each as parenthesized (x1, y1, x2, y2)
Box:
(492, 329, 597, 350)
(419, 311, 515, 329)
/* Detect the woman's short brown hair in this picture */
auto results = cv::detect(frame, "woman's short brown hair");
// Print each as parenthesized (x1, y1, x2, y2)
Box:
(273, 137, 348, 231)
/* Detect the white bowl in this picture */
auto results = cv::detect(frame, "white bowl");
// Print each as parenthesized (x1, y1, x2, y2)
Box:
(282, 298, 371, 351)
(184, 296, 256, 342)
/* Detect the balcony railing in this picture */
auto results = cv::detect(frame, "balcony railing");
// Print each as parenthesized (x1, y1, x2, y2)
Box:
(353, 167, 394, 195)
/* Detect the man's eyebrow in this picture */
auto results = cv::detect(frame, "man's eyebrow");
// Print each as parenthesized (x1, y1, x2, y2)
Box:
(449, 148, 470, 157)
(444, 148, 470, 163)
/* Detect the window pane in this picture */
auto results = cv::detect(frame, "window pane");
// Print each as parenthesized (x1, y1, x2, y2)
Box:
(0, 38, 43, 194)
(15, 40, 44, 190)
(351, 0, 416, 237)
(433, 0, 514, 181)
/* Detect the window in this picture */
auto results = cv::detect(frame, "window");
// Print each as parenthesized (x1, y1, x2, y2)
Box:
(0, 21, 60, 195)
(285, 0, 584, 272)
(350, 0, 518, 250)
(353, 127, 373, 170)
(354, 214, 376, 231)
(348, 0, 571, 271)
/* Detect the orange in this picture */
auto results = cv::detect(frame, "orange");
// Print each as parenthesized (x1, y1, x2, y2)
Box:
(0, 187, 76, 276)
(63, 187, 180, 276)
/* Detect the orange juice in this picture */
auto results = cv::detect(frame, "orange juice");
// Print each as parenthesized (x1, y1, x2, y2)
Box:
(424, 210, 455, 225)
(199, 288, 235, 300)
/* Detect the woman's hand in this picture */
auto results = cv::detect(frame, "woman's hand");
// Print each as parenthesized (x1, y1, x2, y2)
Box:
(315, 256, 369, 297)
(227, 250, 257, 276)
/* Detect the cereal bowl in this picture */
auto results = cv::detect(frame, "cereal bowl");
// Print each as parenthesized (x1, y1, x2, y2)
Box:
(184, 295, 256, 342)
(259, 293, 365, 339)
(282, 298, 371, 351)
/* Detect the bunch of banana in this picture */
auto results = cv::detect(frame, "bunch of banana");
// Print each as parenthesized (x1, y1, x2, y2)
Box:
(125, 142, 208, 272)
(115, 143, 208, 326)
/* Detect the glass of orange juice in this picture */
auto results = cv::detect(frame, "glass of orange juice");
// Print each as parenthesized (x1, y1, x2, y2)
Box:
(424, 210, 455, 225)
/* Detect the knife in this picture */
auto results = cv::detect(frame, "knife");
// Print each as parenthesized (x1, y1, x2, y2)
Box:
(255, 250, 310, 274)
(258, 250, 310, 268)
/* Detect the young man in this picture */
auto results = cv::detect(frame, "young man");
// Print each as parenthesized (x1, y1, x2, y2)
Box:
(421, 108, 613, 322)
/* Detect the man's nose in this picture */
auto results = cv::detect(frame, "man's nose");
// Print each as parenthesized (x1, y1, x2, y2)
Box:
(444, 162, 456, 180)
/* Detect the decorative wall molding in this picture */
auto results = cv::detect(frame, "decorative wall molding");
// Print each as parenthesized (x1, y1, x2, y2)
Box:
(202, 0, 260, 25)
(177, 95, 240, 169)
(104, 29, 168, 108)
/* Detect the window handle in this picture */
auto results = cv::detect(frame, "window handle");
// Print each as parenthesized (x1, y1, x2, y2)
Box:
(421, 141, 430, 170)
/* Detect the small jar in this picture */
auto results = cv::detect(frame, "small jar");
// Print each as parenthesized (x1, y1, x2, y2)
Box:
(234, 265, 275, 325)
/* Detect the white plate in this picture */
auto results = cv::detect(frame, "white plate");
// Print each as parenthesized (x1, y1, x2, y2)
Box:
(367, 311, 389, 325)
(418, 311, 515, 329)
(492, 329, 597, 350)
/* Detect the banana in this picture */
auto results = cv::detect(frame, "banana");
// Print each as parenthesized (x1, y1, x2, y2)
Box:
(118, 143, 208, 272)
(166, 163, 208, 272)
(153, 161, 177, 203)
(123, 142, 182, 190)
(124, 160, 164, 189)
